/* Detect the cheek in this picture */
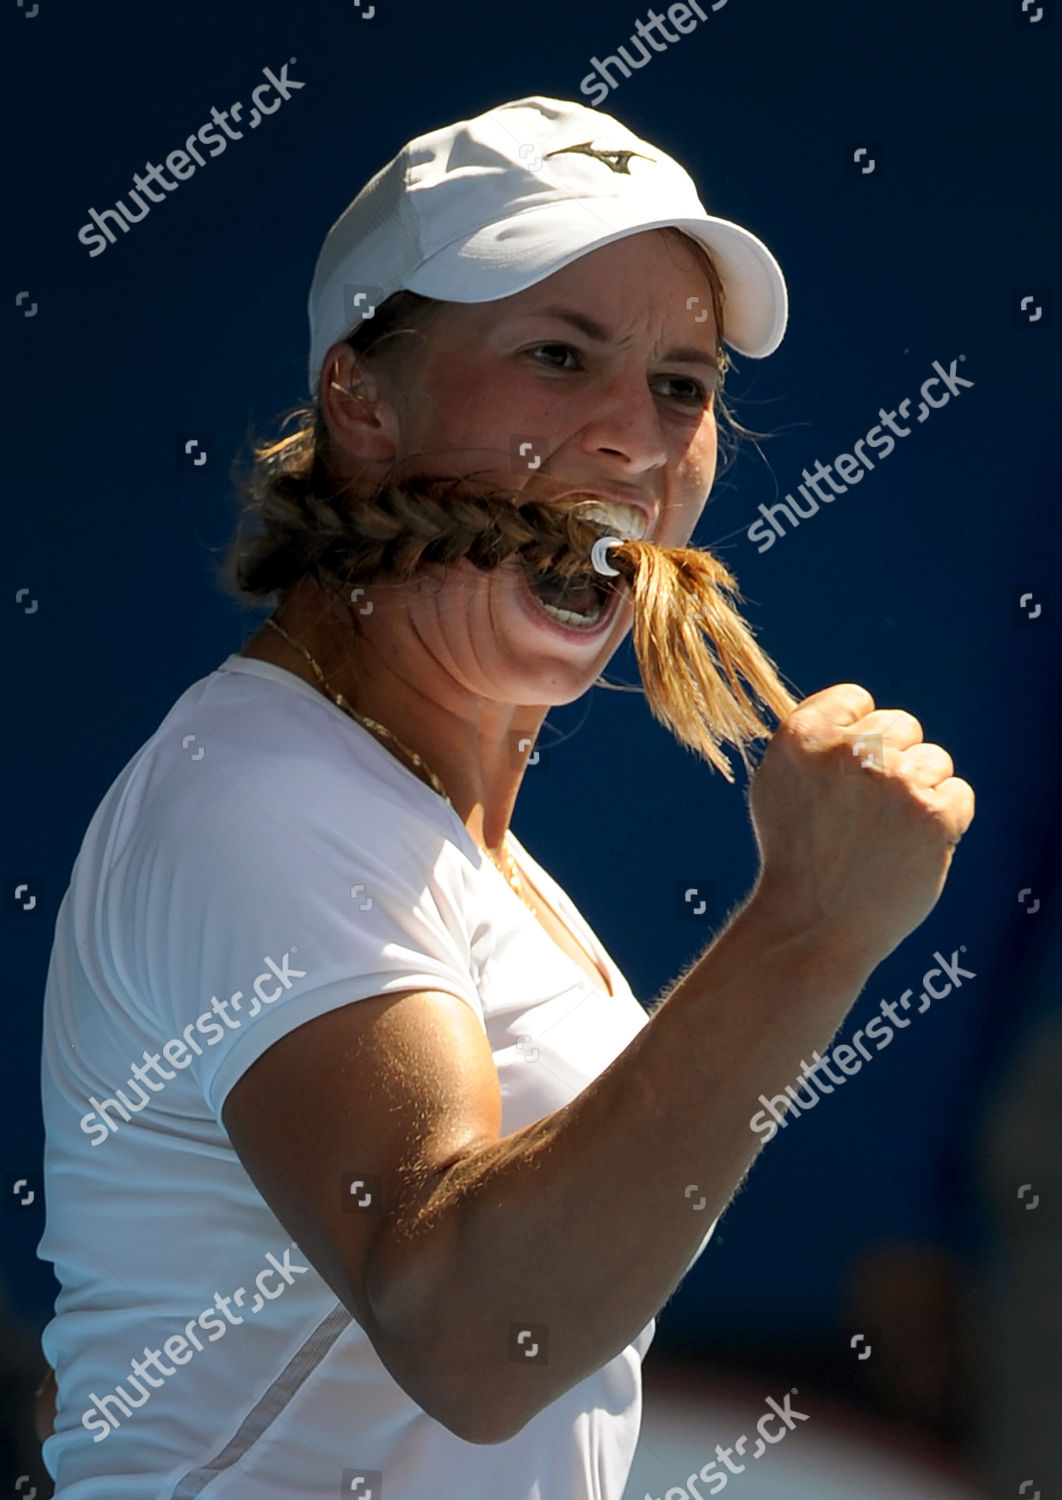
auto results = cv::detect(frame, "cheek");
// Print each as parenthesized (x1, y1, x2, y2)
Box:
(664, 456, 716, 544)
(685, 419, 719, 493)
(422, 370, 536, 449)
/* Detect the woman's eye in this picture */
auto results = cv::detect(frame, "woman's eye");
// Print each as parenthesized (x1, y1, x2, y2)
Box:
(524, 346, 716, 406)
(528, 343, 579, 369)
(655, 375, 711, 406)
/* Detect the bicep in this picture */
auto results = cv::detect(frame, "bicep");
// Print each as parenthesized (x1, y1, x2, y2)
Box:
(221, 989, 502, 1345)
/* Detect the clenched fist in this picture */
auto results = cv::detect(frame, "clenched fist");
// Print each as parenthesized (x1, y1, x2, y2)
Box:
(747, 683, 975, 972)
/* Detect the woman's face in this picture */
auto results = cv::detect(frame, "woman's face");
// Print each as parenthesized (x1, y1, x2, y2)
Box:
(342, 228, 723, 707)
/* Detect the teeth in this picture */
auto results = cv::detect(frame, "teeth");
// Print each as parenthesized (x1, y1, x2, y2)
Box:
(571, 498, 648, 542)
(538, 598, 604, 627)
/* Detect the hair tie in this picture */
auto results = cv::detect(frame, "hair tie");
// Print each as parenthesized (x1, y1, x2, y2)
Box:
(590, 535, 623, 577)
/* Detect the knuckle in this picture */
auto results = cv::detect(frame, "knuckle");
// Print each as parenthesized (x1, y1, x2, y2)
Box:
(835, 681, 875, 706)
(797, 683, 874, 718)
(775, 706, 821, 744)
(783, 706, 817, 737)
(902, 741, 953, 773)
(953, 778, 976, 821)
(919, 779, 972, 833)
(875, 707, 922, 739)
(830, 684, 876, 719)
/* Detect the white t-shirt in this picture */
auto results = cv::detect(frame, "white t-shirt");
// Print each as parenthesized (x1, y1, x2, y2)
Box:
(38, 652, 715, 1499)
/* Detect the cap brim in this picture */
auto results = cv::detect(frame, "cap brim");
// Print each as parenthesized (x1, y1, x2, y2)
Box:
(403, 200, 788, 358)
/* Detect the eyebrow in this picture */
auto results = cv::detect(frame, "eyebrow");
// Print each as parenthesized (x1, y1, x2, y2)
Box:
(518, 305, 723, 369)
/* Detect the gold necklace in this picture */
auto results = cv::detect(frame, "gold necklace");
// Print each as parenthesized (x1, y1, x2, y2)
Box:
(261, 616, 537, 915)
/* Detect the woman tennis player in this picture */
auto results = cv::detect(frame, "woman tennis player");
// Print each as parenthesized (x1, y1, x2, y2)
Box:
(36, 95, 974, 1498)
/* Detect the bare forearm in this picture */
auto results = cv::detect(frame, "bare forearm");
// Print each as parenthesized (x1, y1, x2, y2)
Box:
(366, 895, 875, 1442)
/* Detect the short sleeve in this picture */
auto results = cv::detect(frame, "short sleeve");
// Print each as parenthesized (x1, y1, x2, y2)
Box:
(103, 745, 486, 1125)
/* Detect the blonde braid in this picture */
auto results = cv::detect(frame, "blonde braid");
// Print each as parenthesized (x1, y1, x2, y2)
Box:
(289, 473, 798, 782)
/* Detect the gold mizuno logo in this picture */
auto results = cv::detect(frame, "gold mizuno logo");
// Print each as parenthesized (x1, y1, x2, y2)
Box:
(543, 142, 654, 175)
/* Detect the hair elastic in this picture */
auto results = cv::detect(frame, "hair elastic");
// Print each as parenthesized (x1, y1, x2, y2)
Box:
(590, 535, 624, 576)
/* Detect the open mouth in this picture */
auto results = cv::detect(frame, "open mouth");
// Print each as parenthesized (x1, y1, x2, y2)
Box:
(517, 557, 621, 630)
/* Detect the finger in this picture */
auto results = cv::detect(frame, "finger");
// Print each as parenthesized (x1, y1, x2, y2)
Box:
(922, 777, 976, 845)
(898, 742, 954, 787)
(785, 683, 876, 741)
(792, 682, 876, 723)
(848, 708, 925, 753)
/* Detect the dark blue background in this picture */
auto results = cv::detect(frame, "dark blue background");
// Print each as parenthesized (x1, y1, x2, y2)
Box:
(6, 0, 1059, 1409)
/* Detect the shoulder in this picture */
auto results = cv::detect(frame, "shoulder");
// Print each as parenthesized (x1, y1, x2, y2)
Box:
(110, 655, 475, 893)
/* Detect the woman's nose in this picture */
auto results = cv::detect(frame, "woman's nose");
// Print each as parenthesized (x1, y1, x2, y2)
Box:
(577, 371, 668, 475)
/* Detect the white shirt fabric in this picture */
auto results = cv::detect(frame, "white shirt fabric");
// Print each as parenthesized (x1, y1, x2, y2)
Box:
(38, 651, 715, 1499)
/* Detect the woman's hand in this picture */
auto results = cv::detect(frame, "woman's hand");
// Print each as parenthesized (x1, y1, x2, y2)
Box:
(747, 682, 975, 971)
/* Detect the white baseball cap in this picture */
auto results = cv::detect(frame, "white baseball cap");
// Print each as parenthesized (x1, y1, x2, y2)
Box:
(306, 94, 788, 397)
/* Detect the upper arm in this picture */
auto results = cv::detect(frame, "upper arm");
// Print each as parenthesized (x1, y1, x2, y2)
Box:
(221, 987, 502, 1433)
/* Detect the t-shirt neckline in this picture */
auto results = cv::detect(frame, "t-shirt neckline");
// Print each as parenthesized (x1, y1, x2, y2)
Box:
(217, 651, 473, 837)
(216, 651, 616, 995)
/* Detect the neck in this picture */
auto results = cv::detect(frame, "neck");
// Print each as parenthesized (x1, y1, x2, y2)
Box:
(239, 576, 545, 854)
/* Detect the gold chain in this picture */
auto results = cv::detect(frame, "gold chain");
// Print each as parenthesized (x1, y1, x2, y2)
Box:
(262, 616, 536, 915)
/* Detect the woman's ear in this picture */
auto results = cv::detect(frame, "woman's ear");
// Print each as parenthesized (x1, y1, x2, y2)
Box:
(318, 342, 400, 467)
